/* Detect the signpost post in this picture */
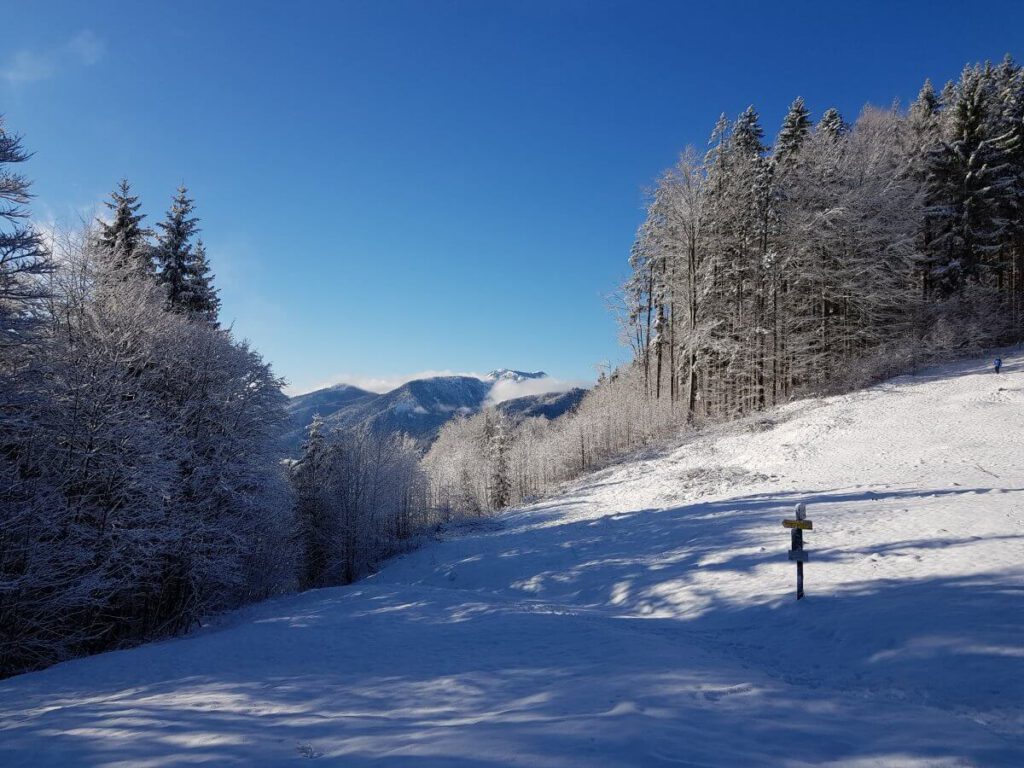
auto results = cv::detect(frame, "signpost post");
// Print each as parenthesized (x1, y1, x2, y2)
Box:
(782, 503, 812, 599)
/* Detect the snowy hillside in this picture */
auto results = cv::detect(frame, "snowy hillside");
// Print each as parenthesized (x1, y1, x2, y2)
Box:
(1, 355, 1022, 767)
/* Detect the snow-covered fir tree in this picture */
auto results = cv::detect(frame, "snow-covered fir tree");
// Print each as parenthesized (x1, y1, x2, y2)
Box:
(816, 107, 848, 141)
(774, 97, 812, 168)
(155, 186, 217, 319)
(96, 179, 152, 277)
(0, 116, 51, 347)
(488, 414, 512, 510)
(925, 65, 1015, 294)
(190, 240, 221, 321)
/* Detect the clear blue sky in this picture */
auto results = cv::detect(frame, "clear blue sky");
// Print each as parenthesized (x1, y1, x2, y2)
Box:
(4, 1, 1023, 394)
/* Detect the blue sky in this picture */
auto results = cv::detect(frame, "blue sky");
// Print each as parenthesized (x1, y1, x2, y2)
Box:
(4, 1, 1023, 394)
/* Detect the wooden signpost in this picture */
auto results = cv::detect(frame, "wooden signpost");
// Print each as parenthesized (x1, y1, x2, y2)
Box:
(782, 503, 812, 599)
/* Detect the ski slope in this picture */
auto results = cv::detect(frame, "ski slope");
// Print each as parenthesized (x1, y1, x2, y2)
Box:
(1, 355, 1022, 767)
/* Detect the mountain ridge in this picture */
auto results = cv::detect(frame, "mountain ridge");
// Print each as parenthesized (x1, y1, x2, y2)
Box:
(283, 370, 585, 453)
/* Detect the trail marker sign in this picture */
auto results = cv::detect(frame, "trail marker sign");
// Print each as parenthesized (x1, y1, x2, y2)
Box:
(782, 519, 813, 530)
(782, 502, 812, 599)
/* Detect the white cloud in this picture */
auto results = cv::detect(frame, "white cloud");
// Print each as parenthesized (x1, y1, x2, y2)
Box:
(66, 31, 105, 66)
(2, 30, 105, 85)
(1, 50, 57, 84)
(485, 377, 586, 405)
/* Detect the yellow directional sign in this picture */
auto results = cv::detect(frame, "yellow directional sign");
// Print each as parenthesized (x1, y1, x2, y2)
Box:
(782, 519, 813, 530)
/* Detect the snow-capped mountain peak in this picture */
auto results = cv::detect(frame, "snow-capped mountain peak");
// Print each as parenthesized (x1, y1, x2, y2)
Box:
(486, 369, 547, 382)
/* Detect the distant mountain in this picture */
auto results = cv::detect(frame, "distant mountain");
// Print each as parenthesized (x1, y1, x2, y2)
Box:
(283, 371, 585, 455)
(496, 387, 587, 422)
(286, 383, 377, 431)
(347, 376, 492, 443)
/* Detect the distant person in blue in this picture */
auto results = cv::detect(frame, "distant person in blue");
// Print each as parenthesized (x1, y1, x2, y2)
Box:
(994, 357, 1002, 374)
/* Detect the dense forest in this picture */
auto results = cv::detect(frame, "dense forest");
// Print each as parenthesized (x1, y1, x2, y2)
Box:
(0, 135, 297, 675)
(3, 54, 1022, 677)
(0, 130, 424, 677)
(425, 56, 1024, 517)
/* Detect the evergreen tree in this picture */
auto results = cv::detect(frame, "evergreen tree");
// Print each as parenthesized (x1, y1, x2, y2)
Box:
(992, 58, 1024, 261)
(154, 186, 203, 314)
(189, 240, 220, 322)
(774, 97, 812, 168)
(488, 415, 511, 510)
(910, 80, 939, 126)
(704, 113, 731, 170)
(817, 108, 848, 141)
(0, 116, 51, 347)
(293, 416, 330, 589)
(732, 105, 766, 158)
(939, 80, 957, 109)
(96, 179, 151, 277)
(925, 67, 1015, 294)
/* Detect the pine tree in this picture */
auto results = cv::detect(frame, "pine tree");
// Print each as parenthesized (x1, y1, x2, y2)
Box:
(154, 186, 202, 313)
(96, 179, 151, 277)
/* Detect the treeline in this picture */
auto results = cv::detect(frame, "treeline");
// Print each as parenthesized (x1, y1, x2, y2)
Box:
(0, 115, 453, 678)
(423, 56, 1024, 517)
(626, 56, 1023, 417)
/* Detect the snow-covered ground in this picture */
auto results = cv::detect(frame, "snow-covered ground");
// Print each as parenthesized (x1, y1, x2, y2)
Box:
(2, 355, 1022, 767)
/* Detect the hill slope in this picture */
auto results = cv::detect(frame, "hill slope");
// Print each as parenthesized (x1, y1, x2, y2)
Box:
(2, 355, 1022, 767)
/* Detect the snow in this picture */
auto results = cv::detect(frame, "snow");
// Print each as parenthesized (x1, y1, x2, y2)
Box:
(2, 355, 1022, 766)
(486, 370, 548, 382)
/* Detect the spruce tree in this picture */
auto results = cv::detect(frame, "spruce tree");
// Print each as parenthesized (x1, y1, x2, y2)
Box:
(153, 185, 207, 315)
(188, 240, 220, 322)
(732, 105, 766, 158)
(774, 97, 812, 168)
(293, 416, 330, 589)
(0, 116, 51, 347)
(925, 67, 1014, 293)
(909, 81, 942, 173)
(488, 415, 511, 510)
(817, 108, 848, 141)
(96, 179, 151, 277)
(910, 80, 939, 126)
(704, 113, 731, 170)
(992, 57, 1024, 268)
